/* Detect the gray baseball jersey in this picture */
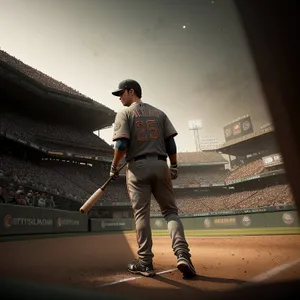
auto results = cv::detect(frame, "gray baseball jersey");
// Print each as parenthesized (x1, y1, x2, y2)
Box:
(112, 102, 178, 161)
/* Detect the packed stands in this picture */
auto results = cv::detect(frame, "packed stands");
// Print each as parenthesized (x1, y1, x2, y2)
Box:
(47, 159, 129, 203)
(173, 167, 229, 185)
(150, 184, 293, 214)
(1, 111, 112, 153)
(0, 154, 130, 209)
(235, 184, 293, 209)
(1, 154, 88, 200)
(0, 183, 56, 208)
(1, 148, 292, 214)
(172, 151, 229, 185)
(177, 151, 228, 164)
(225, 158, 264, 181)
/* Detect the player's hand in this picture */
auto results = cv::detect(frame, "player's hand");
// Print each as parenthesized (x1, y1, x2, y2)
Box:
(110, 165, 119, 181)
(170, 163, 178, 180)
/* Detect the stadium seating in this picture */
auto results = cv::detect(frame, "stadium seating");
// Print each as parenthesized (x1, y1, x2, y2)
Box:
(0, 154, 130, 209)
(225, 158, 264, 181)
(177, 152, 227, 164)
(1, 112, 112, 153)
(173, 167, 229, 185)
(150, 184, 293, 214)
(1, 150, 294, 214)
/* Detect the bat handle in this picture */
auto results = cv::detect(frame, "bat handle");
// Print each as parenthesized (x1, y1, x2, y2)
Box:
(79, 162, 128, 214)
(102, 162, 127, 190)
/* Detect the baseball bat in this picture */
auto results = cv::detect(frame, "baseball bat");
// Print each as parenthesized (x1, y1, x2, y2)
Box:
(79, 162, 127, 214)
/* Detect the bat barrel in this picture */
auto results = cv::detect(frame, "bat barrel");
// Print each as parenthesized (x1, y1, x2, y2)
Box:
(79, 203, 90, 214)
(79, 188, 104, 214)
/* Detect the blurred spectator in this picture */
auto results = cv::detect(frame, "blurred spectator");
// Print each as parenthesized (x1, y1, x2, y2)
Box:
(26, 192, 35, 206)
(47, 195, 55, 208)
(37, 193, 46, 208)
(15, 190, 28, 205)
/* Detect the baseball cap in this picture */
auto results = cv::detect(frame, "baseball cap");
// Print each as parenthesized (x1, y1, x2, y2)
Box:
(111, 79, 142, 97)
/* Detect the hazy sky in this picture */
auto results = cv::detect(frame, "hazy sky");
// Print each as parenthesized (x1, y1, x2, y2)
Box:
(0, 0, 271, 152)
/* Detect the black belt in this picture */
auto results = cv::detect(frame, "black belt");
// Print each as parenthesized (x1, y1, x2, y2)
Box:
(134, 155, 167, 162)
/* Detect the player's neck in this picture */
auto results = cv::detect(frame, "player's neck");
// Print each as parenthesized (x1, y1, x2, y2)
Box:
(129, 98, 142, 106)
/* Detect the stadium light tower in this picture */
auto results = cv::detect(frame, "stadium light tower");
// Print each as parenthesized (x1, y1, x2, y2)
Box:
(188, 119, 202, 152)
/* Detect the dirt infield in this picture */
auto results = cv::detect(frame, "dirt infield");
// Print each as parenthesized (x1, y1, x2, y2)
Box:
(1, 233, 300, 300)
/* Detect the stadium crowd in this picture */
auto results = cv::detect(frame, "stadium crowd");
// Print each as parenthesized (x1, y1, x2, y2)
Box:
(172, 158, 283, 186)
(150, 184, 293, 214)
(1, 151, 293, 214)
(0, 182, 55, 208)
(0, 154, 130, 209)
(1, 111, 112, 153)
(225, 158, 265, 181)
(173, 168, 229, 185)
(0, 149, 290, 214)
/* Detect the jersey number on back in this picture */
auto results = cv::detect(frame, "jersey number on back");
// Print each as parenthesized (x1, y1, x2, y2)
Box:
(136, 120, 159, 141)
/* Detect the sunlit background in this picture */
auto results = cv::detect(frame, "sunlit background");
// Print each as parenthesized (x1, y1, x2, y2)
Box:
(0, 0, 271, 152)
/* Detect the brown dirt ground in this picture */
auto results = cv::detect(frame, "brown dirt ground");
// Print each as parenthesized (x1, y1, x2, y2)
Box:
(0, 233, 300, 300)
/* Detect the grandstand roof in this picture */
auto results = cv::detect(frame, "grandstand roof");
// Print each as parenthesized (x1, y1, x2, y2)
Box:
(177, 151, 228, 166)
(0, 49, 115, 117)
(216, 127, 279, 156)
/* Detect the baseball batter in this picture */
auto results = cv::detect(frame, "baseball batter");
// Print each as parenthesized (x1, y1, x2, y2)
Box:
(110, 79, 196, 278)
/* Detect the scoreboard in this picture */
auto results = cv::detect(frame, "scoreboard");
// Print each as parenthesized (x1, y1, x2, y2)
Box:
(223, 116, 254, 142)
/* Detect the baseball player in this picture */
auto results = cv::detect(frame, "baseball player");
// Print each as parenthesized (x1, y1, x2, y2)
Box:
(110, 79, 196, 278)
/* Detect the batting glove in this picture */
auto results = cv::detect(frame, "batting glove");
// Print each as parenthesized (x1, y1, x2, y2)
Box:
(170, 163, 178, 180)
(110, 165, 119, 181)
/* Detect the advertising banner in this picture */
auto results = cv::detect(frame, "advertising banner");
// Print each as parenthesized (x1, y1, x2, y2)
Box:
(0, 204, 54, 235)
(53, 210, 88, 233)
(262, 153, 283, 167)
(90, 218, 134, 232)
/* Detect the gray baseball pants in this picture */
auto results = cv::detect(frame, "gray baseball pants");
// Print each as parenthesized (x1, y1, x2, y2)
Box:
(126, 155, 191, 265)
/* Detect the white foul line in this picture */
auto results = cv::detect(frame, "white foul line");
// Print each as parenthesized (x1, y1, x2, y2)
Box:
(99, 258, 300, 288)
(242, 258, 300, 287)
(99, 268, 177, 287)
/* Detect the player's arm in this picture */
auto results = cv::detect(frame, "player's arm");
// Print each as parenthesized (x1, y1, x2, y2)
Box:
(163, 114, 178, 165)
(165, 136, 177, 165)
(111, 110, 130, 169)
(165, 135, 178, 180)
(112, 138, 129, 167)
(163, 113, 178, 179)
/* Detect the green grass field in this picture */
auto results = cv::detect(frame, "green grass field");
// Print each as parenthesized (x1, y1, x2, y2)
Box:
(1, 227, 299, 242)
(152, 227, 300, 236)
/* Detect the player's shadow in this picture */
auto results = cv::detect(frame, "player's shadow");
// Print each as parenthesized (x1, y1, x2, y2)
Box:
(190, 274, 246, 284)
(153, 273, 245, 289)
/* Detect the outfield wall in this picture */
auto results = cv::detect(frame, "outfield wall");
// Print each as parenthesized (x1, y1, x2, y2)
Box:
(0, 203, 299, 236)
(151, 210, 299, 230)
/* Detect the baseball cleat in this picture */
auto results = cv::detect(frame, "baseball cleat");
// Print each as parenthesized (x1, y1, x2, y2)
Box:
(177, 252, 197, 278)
(127, 259, 155, 277)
